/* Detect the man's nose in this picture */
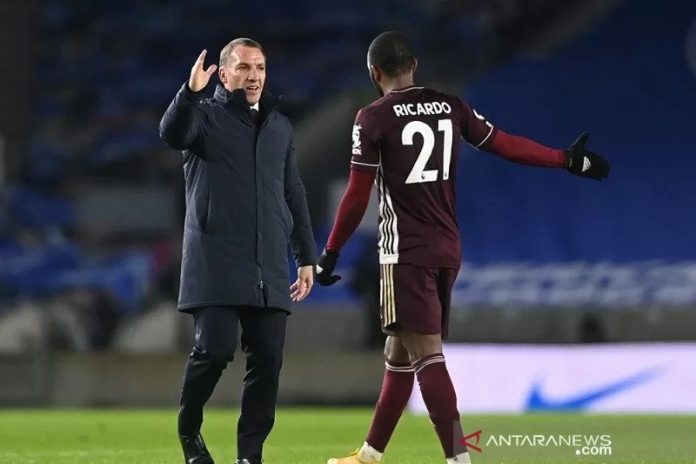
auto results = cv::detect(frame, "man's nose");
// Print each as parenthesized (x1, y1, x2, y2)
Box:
(248, 70, 258, 81)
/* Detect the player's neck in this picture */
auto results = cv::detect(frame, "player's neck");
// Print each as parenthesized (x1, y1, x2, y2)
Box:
(382, 76, 416, 94)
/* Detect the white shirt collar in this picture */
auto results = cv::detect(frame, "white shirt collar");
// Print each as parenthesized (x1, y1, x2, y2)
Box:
(250, 102, 260, 111)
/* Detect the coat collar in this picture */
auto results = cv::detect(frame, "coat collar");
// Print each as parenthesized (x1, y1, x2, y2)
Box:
(213, 85, 282, 118)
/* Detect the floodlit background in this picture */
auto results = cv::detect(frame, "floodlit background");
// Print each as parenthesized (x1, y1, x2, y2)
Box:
(1, 0, 695, 417)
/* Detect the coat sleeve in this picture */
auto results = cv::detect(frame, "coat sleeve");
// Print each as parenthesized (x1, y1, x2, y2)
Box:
(284, 134, 318, 267)
(159, 82, 207, 150)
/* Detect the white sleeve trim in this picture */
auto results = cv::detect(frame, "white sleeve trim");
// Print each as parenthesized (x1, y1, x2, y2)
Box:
(474, 126, 495, 149)
(351, 160, 380, 167)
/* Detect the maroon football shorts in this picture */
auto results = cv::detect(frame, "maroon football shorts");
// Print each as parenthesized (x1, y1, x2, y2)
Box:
(379, 263, 459, 339)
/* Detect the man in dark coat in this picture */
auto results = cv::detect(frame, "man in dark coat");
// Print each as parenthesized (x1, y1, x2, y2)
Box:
(159, 38, 316, 464)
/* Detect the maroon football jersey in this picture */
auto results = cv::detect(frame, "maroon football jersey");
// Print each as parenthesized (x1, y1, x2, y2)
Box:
(350, 86, 495, 268)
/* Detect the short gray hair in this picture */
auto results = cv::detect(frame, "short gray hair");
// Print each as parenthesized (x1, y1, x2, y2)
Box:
(219, 38, 265, 67)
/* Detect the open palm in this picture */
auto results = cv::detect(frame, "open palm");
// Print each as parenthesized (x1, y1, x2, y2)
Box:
(188, 49, 217, 92)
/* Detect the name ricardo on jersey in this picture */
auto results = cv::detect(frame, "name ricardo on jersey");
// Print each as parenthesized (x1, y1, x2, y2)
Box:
(393, 101, 452, 117)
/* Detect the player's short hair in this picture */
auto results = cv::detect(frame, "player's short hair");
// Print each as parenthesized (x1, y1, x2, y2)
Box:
(367, 31, 415, 77)
(219, 38, 265, 67)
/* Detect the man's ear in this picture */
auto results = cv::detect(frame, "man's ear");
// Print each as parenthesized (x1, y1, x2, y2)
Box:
(370, 65, 381, 83)
(411, 58, 418, 74)
(218, 66, 227, 84)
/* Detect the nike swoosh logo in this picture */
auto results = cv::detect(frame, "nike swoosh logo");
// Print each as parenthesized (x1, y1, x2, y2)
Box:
(526, 367, 663, 411)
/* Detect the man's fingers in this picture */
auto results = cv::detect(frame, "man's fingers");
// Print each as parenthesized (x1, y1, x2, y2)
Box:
(205, 64, 218, 76)
(295, 283, 309, 302)
(291, 277, 313, 302)
(192, 50, 208, 72)
(290, 279, 303, 300)
(291, 288, 303, 301)
(195, 49, 207, 65)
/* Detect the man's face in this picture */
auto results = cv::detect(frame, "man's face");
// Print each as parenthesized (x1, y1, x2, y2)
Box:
(220, 45, 266, 104)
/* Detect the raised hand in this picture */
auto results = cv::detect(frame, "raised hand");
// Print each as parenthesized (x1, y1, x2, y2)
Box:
(188, 50, 218, 92)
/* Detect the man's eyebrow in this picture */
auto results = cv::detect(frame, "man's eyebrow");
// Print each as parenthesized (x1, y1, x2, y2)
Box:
(235, 60, 265, 67)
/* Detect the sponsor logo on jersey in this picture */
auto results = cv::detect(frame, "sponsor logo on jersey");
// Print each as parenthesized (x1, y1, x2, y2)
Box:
(352, 124, 362, 155)
(392, 101, 452, 117)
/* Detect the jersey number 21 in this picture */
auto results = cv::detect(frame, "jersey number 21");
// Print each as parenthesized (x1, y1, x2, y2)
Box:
(402, 119, 453, 184)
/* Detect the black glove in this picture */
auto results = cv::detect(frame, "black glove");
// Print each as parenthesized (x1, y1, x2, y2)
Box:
(316, 249, 342, 286)
(565, 132, 610, 181)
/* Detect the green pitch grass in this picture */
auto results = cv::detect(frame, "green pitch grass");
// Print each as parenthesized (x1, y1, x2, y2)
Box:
(0, 409, 694, 464)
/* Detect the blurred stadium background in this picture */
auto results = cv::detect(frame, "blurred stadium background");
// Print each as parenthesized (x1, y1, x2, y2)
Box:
(1, 0, 695, 458)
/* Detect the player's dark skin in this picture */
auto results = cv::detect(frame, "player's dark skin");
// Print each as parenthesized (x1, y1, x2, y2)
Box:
(369, 58, 444, 366)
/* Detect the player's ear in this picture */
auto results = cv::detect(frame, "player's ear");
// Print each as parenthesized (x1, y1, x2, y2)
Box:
(218, 66, 227, 84)
(411, 58, 418, 74)
(370, 65, 381, 82)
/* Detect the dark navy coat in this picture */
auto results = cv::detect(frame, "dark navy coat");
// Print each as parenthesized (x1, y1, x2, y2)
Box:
(159, 83, 317, 312)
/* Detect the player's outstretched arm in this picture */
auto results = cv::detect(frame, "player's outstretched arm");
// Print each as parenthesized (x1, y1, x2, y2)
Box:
(316, 169, 376, 286)
(483, 129, 610, 181)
